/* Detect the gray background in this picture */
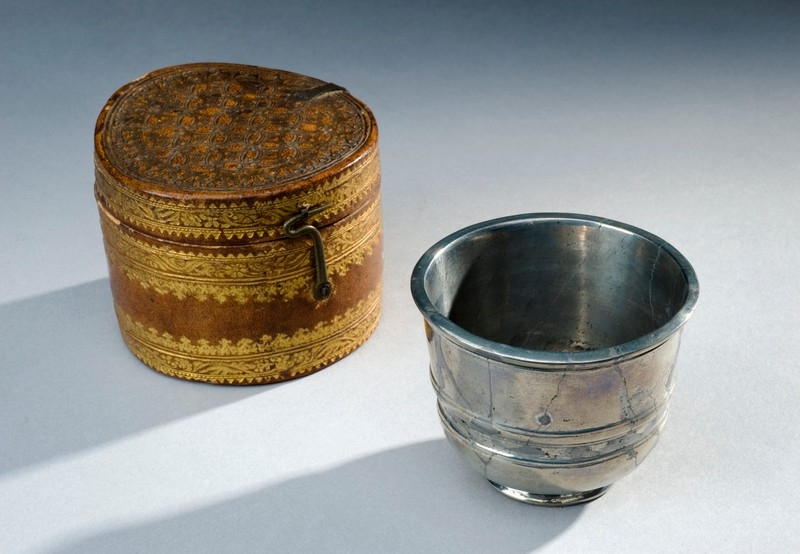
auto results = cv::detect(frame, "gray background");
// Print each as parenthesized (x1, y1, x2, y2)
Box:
(1, 1, 799, 551)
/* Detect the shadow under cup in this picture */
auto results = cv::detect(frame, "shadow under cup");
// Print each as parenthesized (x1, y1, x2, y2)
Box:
(411, 213, 699, 506)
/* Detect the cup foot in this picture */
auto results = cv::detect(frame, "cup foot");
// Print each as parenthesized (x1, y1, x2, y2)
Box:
(488, 481, 609, 507)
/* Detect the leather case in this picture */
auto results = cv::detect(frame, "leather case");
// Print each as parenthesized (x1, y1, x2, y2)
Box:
(94, 63, 382, 384)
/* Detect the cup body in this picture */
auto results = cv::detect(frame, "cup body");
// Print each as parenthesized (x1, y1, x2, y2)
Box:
(411, 214, 699, 506)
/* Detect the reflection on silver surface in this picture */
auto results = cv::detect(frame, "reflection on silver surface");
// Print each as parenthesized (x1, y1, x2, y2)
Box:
(411, 213, 699, 506)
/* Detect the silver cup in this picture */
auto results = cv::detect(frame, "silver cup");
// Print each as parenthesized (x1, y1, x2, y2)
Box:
(411, 213, 699, 506)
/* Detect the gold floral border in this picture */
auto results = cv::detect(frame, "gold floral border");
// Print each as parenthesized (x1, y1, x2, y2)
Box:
(116, 284, 382, 384)
(100, 195, 382, 303)
(94, 149, 380, 241)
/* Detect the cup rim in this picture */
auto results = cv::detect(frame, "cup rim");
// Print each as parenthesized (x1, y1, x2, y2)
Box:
(410, 213, 700, 368)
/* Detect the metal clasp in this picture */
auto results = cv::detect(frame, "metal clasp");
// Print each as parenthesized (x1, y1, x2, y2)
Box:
(283, 204, 333, 301)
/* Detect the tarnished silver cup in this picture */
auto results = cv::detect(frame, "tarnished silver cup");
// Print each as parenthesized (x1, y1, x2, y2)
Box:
(411, 213, 699, 506)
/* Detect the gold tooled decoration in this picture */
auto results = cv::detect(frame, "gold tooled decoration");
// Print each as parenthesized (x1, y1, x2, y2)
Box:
(115, 285, 381, 384)
(100, 196, 381, 303)
(94, 150, 380, 241)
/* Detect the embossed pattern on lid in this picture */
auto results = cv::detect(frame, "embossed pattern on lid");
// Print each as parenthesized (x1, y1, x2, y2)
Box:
(99, 63, 370, 194)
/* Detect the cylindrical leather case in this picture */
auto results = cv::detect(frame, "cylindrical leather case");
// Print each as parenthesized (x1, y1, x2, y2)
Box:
(94, 63, 382, 384)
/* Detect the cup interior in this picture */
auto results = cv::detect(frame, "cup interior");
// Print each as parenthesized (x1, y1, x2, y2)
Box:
(423, 217, 692, 353)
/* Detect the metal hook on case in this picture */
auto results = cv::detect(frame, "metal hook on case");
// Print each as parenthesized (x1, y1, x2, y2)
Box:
(283, 204, 333, 301)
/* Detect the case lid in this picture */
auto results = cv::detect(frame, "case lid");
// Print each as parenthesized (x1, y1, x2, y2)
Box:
(94, 63, 379, 244)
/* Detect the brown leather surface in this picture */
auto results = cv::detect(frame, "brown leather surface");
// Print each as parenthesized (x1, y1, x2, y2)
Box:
(95, 63, 382, 384)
